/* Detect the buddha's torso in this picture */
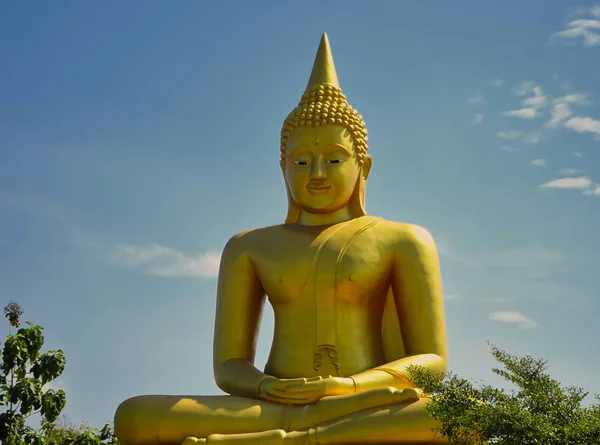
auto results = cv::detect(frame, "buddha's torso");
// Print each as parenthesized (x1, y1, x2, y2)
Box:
(244, 216, 403, 379)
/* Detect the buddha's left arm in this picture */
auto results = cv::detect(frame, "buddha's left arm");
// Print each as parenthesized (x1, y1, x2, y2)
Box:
(350, 224, 448, 393)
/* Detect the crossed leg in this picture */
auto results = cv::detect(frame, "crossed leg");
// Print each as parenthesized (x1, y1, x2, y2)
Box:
(181, 390, 447, 445)
(115, 388, 444, 445)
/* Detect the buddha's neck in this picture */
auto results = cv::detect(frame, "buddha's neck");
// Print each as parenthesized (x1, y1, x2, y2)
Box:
(296, 206, 353, 226)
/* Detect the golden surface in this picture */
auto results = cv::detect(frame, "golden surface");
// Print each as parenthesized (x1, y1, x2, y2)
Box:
(114, 33, 450, 445)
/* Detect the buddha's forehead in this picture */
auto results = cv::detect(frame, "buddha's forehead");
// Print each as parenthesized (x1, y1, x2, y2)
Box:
(288, 125, 354, 151)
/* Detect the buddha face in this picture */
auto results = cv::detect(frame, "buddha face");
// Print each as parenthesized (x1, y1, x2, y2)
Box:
(283, 125, 371, 215)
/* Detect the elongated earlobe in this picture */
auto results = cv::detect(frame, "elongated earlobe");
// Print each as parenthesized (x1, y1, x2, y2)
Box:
(362, 155, 373, 180)
(282, 161, 301, 224)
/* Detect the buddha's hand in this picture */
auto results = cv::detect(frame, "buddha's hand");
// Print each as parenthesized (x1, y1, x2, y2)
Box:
(259, 375, 354, 405)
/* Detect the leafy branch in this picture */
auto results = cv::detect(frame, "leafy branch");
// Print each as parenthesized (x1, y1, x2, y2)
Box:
(407, 342, 600, 445)
(0, 301, 118, 445)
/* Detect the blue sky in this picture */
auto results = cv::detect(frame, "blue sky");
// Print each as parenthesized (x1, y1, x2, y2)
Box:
(1, 1, 600, 428)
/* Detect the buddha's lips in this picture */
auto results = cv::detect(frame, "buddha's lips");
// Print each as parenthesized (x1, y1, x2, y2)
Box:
(307, 184, 330, 191)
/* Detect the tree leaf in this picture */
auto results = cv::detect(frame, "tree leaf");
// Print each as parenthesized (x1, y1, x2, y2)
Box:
(41, 389, 66, 423)
(13, 378, 43, 415)
(17, 324, 44, 363)
(2, 335, 27, 373)
(31, 350, 66, 385)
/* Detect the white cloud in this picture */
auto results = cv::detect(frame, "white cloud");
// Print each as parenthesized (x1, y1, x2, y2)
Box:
(522, 132, 541, 144)
(546, 102, 573, 128)
(522, 86, 547, 108)
(490, 311, 537, 329)
(497, 130, 521, 139)
(531, 158, 547, 167)
(108, 244, 221, 278)
(467, 94, 485, 105)
(488, 78, 504, 87)
(505, 84, 547, 119)
(545, 93, 596, 132)
(560, 168, 584, 175)
(503, 108, 538, 119)
(512, 81, 536, 96)
(563, 116, 600, 135)
(470, 113, 484, 125)
(500, 145, 520, 153)
(583, 184, 600, 196)
(556, 25, 600, 47)
(539, 176, 593, 190)
(570, 19, 600, 28)
(552, 10, 600, 47)
(554, 93, 590, 105)
(504, 81, 599, 141)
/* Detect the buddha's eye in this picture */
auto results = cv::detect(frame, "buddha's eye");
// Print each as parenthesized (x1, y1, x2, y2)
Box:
(294, 160, 310, 166)
(327, 159, 344, 164)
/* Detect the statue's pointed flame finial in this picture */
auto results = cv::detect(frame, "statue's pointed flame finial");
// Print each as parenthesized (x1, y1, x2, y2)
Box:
(306, 33, 340, 90)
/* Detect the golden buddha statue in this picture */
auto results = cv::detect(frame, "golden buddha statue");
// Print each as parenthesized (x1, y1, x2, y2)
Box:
(114, 33, 450, 445)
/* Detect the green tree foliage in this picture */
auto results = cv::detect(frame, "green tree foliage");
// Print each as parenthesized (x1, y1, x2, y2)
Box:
(0, 302, 118, 445)
(409, 342, 600, 445)
(43, 417, 118, 445)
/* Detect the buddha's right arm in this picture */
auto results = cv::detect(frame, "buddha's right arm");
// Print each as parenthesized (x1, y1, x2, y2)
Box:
(348, 224, 448, 394)
(212, 233, 272, 399)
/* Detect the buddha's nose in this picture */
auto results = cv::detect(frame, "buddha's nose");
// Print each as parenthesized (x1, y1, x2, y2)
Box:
(310, 159, 326, 179)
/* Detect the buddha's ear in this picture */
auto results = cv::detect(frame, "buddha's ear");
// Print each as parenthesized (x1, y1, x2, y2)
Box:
(361, 155, 373, 181)
(280, 160, 301, 224)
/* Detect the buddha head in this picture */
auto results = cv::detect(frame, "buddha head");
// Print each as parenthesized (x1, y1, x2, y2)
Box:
(280, 34, 372, 224)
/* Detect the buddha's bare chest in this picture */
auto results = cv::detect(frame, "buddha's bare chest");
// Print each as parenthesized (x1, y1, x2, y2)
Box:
(250, 227, 393, 305)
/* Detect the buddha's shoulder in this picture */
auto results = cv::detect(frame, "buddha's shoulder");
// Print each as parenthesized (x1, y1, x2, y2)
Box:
(373, 218, 437, 248)
(222, 220, 437, 254)
(221, 225, 288, 254)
